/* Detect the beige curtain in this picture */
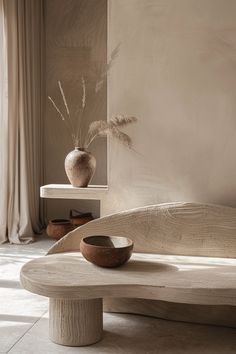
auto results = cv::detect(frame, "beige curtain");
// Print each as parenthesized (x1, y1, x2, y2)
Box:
(0, 0, 8, 243)
(0, 0, 44, 243)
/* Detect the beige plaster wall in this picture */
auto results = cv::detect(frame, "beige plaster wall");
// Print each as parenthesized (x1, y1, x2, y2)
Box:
(44, 0, 107, 220)
(106, 0, 236, 215)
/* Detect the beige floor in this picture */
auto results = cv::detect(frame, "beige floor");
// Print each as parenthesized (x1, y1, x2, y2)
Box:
(1, 237, 236, 354)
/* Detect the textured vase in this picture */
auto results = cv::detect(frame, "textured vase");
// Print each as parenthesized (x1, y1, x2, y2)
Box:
(46, 219, 74, 240)
(64, 147, 96, 187)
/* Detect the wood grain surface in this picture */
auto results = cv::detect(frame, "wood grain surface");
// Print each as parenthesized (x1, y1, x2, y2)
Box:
(36, 202, 236, 328)
(103, 298, 236, 328)
(49, 298, 102, 346)
(21, 251, 236, 306)
(47, 202, 236, 258)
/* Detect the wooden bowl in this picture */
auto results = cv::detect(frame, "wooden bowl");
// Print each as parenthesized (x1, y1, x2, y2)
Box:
(80, 235, 134, 268)
(46, 219, 74, 240)
(70, 210, 94, 227)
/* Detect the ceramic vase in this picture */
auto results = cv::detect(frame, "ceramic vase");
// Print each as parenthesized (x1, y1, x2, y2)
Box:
(46, 219, 74, 240)
(64, 147, 96, 187)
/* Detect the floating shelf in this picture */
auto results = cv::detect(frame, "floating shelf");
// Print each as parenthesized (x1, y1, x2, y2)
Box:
(40, 184, 108, 201)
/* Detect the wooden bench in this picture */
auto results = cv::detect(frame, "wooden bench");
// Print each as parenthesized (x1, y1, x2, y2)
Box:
(20, 202, 236, 346)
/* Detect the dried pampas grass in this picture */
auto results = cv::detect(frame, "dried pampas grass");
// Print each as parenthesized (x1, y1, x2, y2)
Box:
(84, 115, 137, 149)
(109, 128, 133, 148)
(109, 115, 137, 128)
(48, 44, 138, 150)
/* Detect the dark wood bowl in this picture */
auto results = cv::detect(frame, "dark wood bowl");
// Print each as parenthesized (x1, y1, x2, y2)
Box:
(46, 219, 74, 240)
(80, 235, 134, 268)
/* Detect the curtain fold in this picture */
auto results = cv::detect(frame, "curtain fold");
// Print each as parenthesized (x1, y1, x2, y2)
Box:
(0, 0, 44, 243)
(0, 0, 8, 243)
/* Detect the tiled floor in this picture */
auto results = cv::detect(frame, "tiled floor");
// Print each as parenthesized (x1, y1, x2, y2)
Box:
(0, 237, 53, 353)
(1, 237, 236, 354)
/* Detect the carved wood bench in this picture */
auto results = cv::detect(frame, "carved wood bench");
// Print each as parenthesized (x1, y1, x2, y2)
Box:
(20, 202, 236, 346)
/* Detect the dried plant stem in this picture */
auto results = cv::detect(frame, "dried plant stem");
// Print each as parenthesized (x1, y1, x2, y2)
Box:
(48, 96, 65, 121)
(48, 96, 76, 145)
(47, 46, 138, 150)
(58, 81, 76, 143)
(81, 77, 86, 109)
(75, 77, 86, 146)
(48, 46, 122, 147)
(84, 120, 108, 148)
(58, 81, 70, 115)
(86, 133, 102, 148)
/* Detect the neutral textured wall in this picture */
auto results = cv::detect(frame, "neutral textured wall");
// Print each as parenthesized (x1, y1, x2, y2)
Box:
(44, 0, 107, 220)
(106, 0, 236, 215)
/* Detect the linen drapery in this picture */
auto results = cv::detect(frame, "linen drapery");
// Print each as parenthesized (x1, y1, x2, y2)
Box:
(0, 0, 44, 243)
(0, 0, 8, 243)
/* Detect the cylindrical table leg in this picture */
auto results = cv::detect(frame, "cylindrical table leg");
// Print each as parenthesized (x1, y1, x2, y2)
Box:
(49, 298, 103, 346)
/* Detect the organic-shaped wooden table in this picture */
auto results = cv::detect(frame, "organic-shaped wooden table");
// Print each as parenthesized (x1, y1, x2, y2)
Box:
(20, 251, 236, 346)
